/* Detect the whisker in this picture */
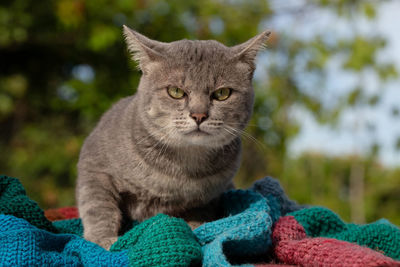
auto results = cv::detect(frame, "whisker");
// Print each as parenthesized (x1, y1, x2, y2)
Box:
(223, 127, 236, 137)
(224, 125, 266, 152)
(228, 123, 258, 127)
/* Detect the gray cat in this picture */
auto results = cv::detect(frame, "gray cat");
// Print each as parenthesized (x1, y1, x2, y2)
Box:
(76, 25, 270, 250)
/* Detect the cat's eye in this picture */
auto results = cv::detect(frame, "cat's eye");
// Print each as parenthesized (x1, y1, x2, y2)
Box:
(212, 88, 231, 101)
(167, 87, 185, 99)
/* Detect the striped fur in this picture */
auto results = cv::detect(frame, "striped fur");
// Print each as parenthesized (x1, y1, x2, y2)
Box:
(76, 26, 270, 249)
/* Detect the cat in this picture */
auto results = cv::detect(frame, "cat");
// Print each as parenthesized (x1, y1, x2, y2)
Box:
(76, 25, 270, 250)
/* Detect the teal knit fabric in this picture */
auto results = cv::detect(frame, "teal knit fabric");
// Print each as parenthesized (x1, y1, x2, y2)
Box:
(0, 175, 284, 267)
(250, 176, 306, 215)
(0, 176, 56, 232)
(289, 207, 400, 260)
(0, 213, 202, 267)
(111, 214, 202, 266)
(0, 214, 130, 266)
(53, 218, 83, 236)
(0, 175, 202, 267)
(194, 190, 281, 266)
(2, 175, 399, 266)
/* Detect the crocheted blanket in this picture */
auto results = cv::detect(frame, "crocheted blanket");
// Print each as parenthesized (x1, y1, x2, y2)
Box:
(1, 175, 399, 267)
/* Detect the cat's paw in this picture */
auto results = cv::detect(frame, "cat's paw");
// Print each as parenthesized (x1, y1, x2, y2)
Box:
(187, 220, 204, 230)
(99, 236, 119, 250)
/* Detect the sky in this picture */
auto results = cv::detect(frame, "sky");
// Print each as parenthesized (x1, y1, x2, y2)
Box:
(258, 0, 400, 167)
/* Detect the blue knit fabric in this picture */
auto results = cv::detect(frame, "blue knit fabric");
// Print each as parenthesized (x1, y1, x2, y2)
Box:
(194, 189, 281, 266)
(250, 176, 307, 215)
(0, 214, 129, 266)
(0, 176, 296, 267)
(2, 175, 399, 266)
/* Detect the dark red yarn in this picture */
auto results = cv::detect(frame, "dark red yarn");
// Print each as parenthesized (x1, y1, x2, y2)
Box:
(44, 206, 79, 221)
(271, 216, 400, 267)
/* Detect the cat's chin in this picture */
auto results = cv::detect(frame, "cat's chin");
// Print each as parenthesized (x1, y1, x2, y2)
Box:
(180, 131, 232, 148)
(182, 130, 213, 146)
(184, 129, 211, 137)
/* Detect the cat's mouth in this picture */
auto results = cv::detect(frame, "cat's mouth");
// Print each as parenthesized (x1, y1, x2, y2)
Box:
(185, 128, 211, 136)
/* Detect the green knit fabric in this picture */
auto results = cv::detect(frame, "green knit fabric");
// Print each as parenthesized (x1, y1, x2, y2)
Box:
(0, 175, 57, 232)
(53, 218, 83, 236)
(290, 207, 400, 260)
(110, 214, 202, 267)
(53, 215, 203, 267)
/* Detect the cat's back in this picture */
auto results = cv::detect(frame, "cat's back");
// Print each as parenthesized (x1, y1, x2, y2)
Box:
(78, 95, 137, 170)
(92, 95, 135, 134)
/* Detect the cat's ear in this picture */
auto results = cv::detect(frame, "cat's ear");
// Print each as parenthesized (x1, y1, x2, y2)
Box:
(231, 30, 271, 65)
(123, 25, 167, 74)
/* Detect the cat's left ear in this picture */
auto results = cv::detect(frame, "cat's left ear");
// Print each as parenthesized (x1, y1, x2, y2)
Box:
(231, 30, 271, 66)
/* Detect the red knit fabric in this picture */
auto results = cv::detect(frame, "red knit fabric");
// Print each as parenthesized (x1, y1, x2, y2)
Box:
(254, 265, 295, 267)
(272, 216, 400, 267)
(57, 206, 79, 219)
(44, 206, 79, 221)
(254, 264, 296, 266)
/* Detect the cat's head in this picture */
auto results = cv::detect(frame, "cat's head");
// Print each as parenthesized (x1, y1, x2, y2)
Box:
(123, 25, 270, 148)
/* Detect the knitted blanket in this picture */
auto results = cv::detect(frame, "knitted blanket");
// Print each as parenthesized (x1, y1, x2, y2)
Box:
(1, 175, 399, 266)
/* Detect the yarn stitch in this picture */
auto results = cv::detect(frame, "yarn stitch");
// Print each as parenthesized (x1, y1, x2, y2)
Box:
(193, 189, 281, 266)
(289, 207, 400, 260)
(0, 175, 56, 232)
(1, 175, 400, 266)
(0, 175, 202, 267)
(272, 215, 400, 266)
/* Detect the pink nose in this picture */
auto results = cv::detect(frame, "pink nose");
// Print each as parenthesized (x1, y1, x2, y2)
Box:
(190, 113, 208, 125)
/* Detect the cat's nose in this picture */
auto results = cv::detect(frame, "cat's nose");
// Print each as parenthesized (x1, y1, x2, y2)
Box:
(190, 113, 208, 125)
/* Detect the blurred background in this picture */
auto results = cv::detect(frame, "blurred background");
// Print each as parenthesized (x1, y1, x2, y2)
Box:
(0, 0, 399, 225)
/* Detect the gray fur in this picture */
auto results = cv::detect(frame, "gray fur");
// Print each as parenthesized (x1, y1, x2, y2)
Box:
(76, 25, 270, 249)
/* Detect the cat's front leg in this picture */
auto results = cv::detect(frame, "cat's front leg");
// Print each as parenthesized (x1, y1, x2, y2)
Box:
(77, 171, 122, 250)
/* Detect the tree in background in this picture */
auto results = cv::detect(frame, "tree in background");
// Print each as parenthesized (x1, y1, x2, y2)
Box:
(0, 0, 399, 224)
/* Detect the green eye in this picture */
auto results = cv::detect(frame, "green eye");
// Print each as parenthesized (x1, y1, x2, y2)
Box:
(212, 88, 231, 101)
(167, 87, 185, 99)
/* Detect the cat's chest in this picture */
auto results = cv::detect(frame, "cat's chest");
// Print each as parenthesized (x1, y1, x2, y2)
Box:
(119, 169, 230, 201)
(116, 170, 233, 221)
(119, 189, 196, 221)
(116, 148, 236, 197)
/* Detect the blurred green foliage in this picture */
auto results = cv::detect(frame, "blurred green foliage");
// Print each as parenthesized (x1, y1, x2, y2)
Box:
(0, 0, 399, 225)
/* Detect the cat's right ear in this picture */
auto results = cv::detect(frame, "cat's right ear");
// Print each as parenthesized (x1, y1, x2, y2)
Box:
(123, 25, 167, 74)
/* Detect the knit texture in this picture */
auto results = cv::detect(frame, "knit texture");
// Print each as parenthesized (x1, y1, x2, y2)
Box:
(0, 214, 202, 267)
(1, 175, 400, 266)
(194, 189, 281, 266)
(272, 215, 400, 266)
(45, 206, 79, 221)
(0, 175, 202, 267)
(0, 214, 130, 266)
(249, 176, 307, 215)
(53, 218, 83, 236)
(289, 207, 400, 260)
(111, 214, 202, 266)
(0, 175, 57, 232)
